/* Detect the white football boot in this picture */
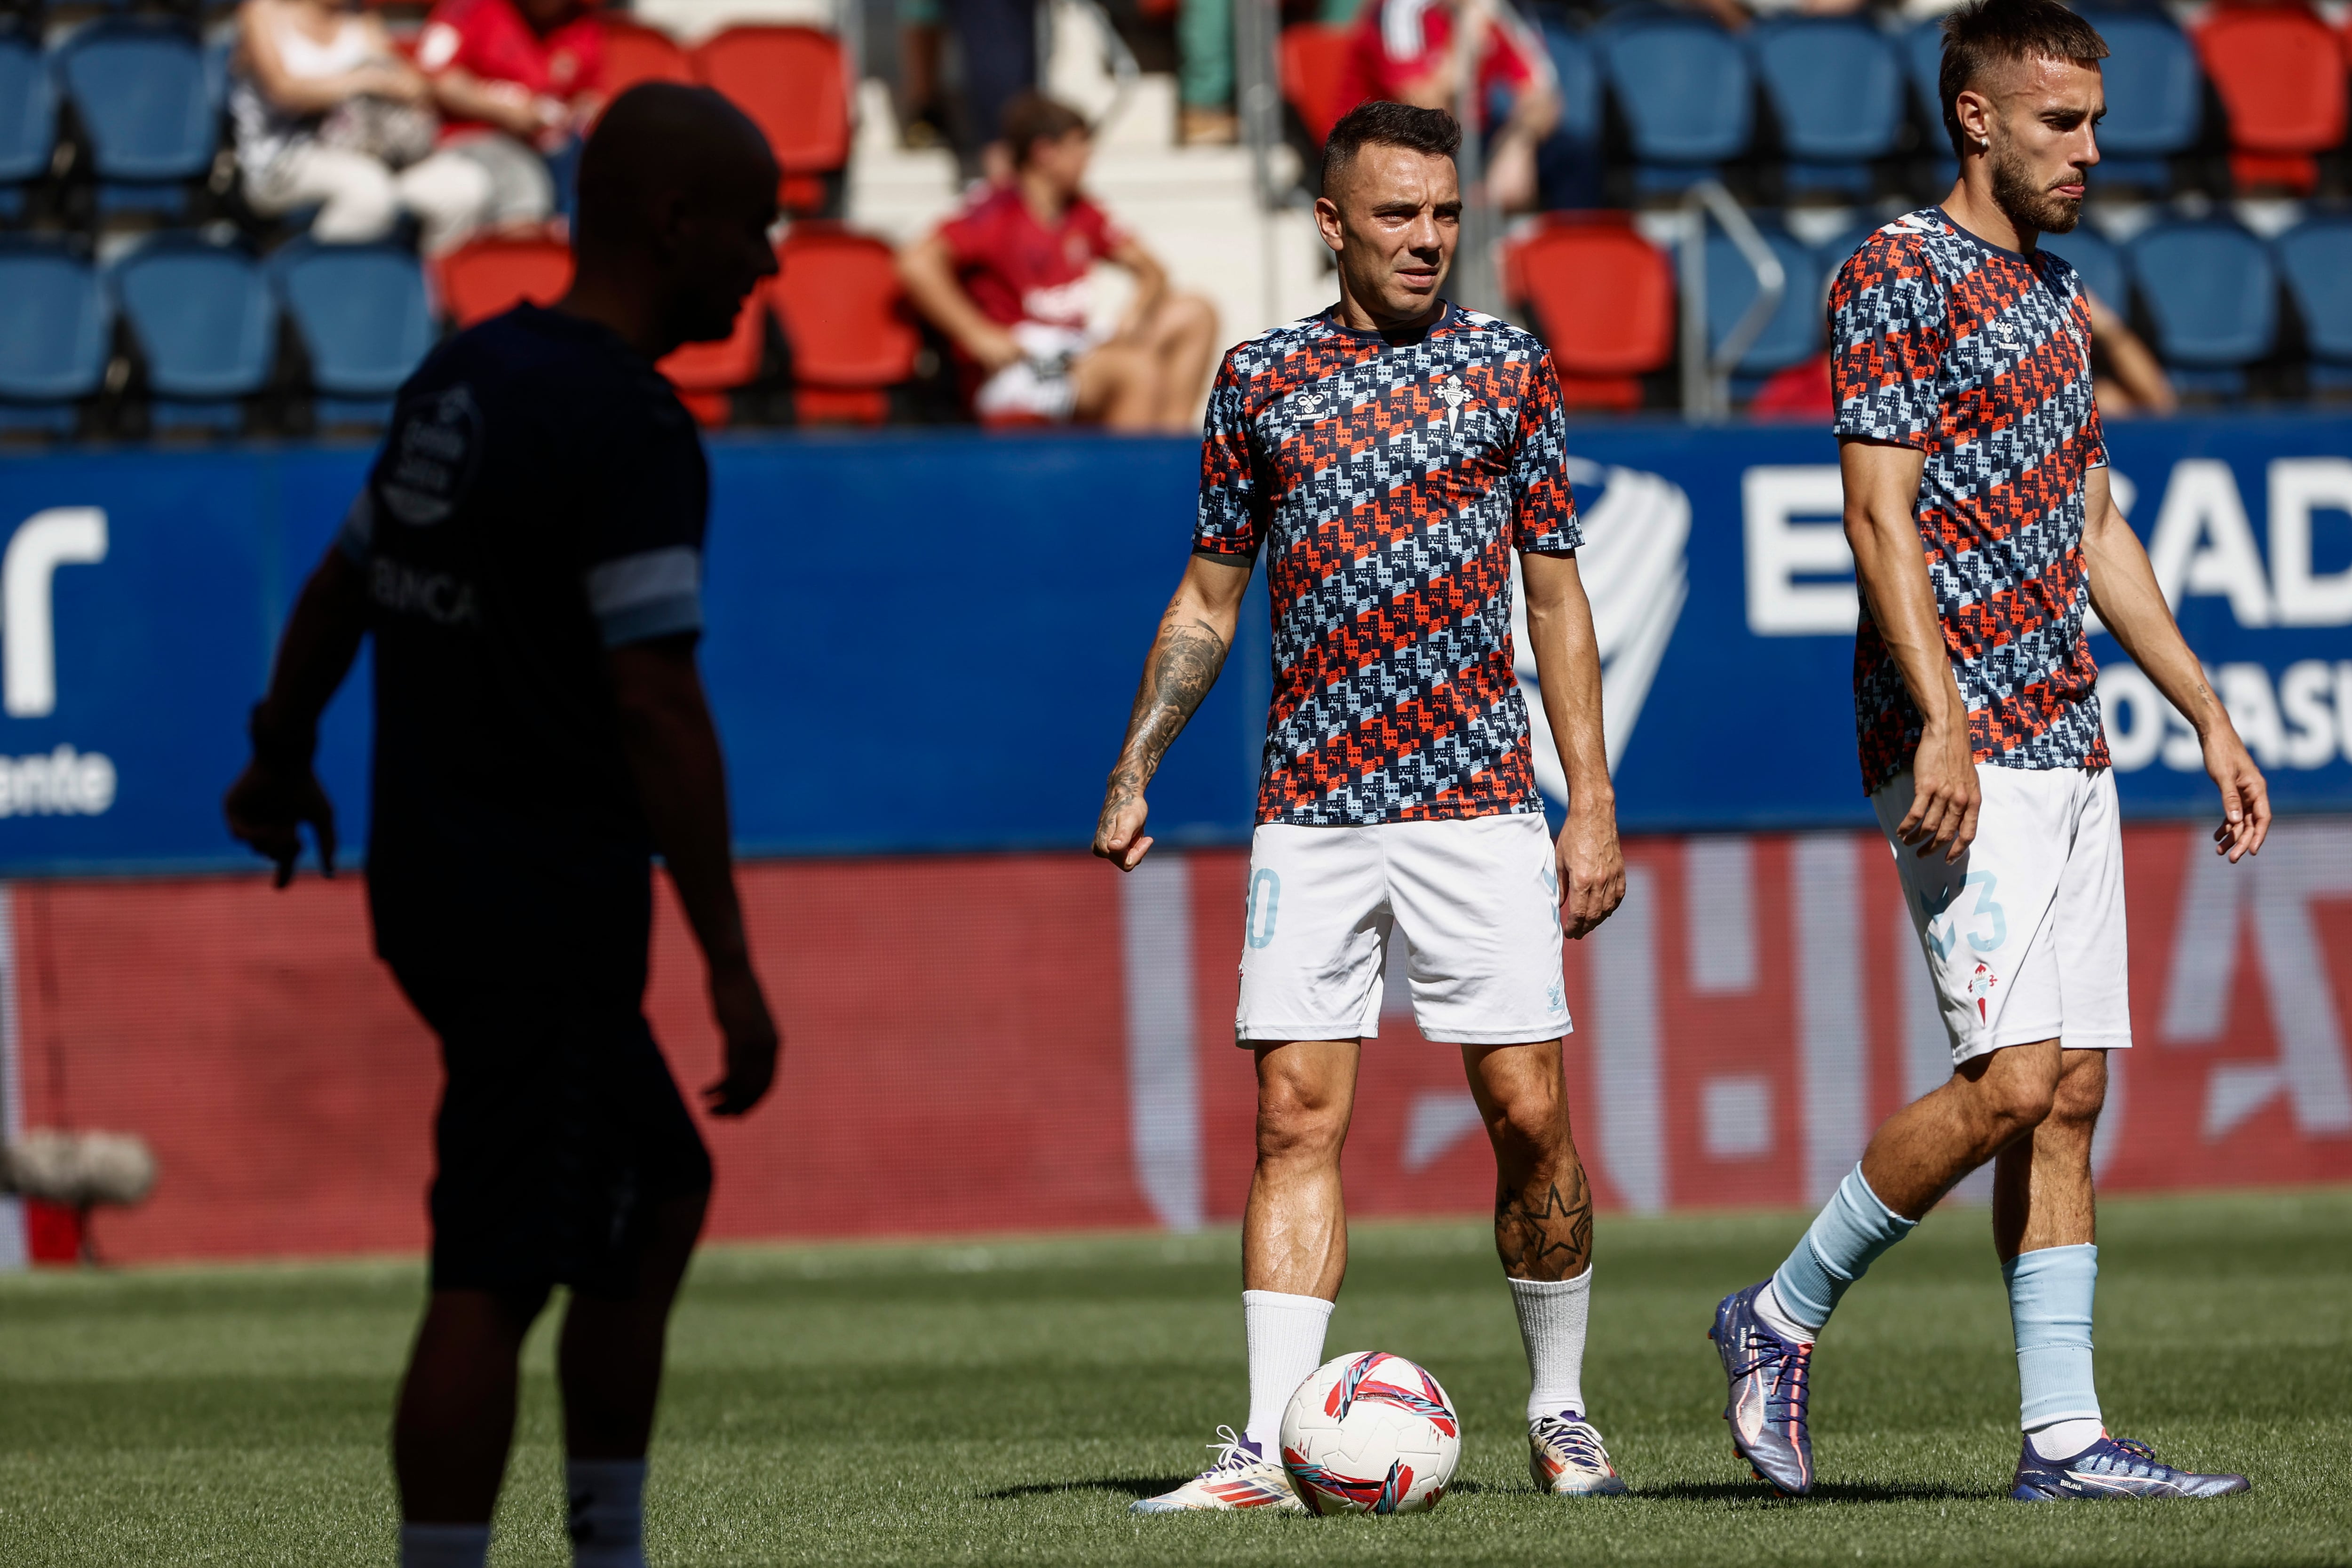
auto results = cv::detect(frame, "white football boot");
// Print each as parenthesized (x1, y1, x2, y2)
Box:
(1528, 1411, 1630, 1496)
(1130, 1426, 1308, 1514)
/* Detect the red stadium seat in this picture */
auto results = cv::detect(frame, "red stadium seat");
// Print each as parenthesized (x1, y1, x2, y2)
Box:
(691, 26, 850, 214)
(1503, 215, 1675, 410)
(2193, 3, 2349, 194)
(771, 222, 919, 425)
(599, 17, 694, 100)
(659, 289, 769, 427)
(429, 231, 572, 327)
(1280, 24, 1359, 144)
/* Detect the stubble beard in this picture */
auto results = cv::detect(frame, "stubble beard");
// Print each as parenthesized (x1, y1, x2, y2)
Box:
(1988, 139, 2083, 237)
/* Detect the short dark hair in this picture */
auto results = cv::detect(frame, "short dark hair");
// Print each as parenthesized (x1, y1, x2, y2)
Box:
(1320, 100, 1461, 195)
(1939, 0, 2108, 159)
(1001, 92, 1089, 167)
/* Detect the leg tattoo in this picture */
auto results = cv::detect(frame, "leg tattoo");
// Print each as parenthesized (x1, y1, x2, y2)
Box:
(1495, 1164, 1593, 1282)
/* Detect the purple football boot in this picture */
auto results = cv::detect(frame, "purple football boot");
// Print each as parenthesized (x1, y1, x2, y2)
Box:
(2011, 1434, 2250, 1502)
(1710, 1283, 1814, 1496)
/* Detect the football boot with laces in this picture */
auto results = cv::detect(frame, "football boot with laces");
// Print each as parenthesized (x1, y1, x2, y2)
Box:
(2010, 1433, 2250, 1502)
(1527, 1411, 1629, 1495)
(1710, 1282, 1815, 1496)
(1129, 1427, 1307, 1514)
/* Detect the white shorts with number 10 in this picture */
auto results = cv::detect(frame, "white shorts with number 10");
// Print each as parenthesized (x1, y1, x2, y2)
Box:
(1235, 814, 1572, 1047)
(1874, 763, 2133, 1067)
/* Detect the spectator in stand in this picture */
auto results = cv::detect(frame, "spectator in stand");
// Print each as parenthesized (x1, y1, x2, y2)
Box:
(411, 0, 604, 249)
(1338, 0, 1559, 211)
(898, 94, 1221, 433)
(232, 0, 491, 246)
(2085, 293, 2177, 417)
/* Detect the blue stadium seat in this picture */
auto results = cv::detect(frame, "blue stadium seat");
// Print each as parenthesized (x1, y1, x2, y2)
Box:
(1598, 16, 1753, 191)
(53, 20, 218, 214)
(270, 239, 433, 426)
(0, 34, 55, 220)
(108, 233, 274, 432)
(1903, 21, 1958, 188)
(2127, 220, 2276, 394)
(1707, 225, 1822, 378)
(2035, 226, 2126, 313)
(1537, 24, 1604, 210)
(2091, 15, 2200, 191)
(0, 238, 109, 432)
(2275, 219, 2352, 390)
(1751, 19, 1904, 194)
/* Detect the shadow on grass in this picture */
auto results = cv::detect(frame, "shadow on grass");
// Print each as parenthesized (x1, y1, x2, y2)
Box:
(1639, 1480, 1998, 1504)
(979, 1478, 1498, 1502)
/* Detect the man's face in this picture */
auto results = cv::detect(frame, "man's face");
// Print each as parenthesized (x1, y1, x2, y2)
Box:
(1025, 129, 1093, 196)
(1975, 56, 2103, 235)
(1315, 144, 1459, 326)
(662, 161, 782, 345)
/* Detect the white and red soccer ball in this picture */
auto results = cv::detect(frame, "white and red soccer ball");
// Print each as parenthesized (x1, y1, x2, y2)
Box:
(1279, 1351, 1461, 1515)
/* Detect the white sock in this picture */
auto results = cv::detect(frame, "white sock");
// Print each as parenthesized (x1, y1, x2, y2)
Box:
(1753, 1279, 1817, 1346)
(1242, 1289, 1334, 1451)
(2027, 1417, 2107, 1460)
(399, 1522, 489, 1568)
(1510, 1267, 1592, 1422)
(567, 1457, 647, 1568)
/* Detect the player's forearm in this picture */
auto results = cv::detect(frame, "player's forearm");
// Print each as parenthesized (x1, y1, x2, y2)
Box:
(2083, 502, 2228, 738)
(253, 549, 367, 758)
(610, 648, 754, 977)
(1107, 581, 1237, 796)
(1846, 503, 1966, 732)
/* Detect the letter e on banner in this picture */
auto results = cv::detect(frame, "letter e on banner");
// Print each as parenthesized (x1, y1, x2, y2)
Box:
(1743, 467, 1855, 635)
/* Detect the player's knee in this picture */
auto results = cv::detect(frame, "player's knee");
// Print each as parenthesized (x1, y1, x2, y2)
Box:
(1983, 1074, 2059, 1134)
(2048, 1053, 2109, 1129)
(1255, 1082, 1350, 1163)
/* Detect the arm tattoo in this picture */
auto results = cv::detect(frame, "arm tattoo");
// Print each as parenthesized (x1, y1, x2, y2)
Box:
(1103, 611, 1229, 808)
(1494, 1167, 1593, 1282)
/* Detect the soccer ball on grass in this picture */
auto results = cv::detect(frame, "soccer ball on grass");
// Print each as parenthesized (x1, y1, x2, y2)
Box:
(1279, 1351, 1460, 1515)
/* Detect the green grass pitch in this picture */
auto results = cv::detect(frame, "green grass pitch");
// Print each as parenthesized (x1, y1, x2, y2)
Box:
(2, 1188, 2348, 1566)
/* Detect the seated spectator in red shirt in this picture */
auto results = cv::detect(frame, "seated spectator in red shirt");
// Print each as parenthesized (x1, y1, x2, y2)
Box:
(1340, 0, 1559, 211)
(897, 95, 1220, 433)
(411, 0, 603, 248)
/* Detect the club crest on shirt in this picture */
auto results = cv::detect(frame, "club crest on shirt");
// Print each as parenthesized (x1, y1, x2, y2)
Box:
(1438, 376, 1466, 431)
(380, 385, 482, 528)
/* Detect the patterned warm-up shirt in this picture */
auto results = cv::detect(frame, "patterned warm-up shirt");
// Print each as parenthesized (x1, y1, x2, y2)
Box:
(1195, 303, 1580, 826)
(1830, 207, 2112, 794)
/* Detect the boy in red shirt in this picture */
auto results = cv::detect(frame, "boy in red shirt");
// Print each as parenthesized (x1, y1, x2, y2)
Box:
(898, 95, 1220, 432)
(1339, 0, 1558, 210)
(411, 0, 604, 248)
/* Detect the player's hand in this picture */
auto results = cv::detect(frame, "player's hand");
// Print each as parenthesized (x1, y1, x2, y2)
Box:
(1093, 770, 1152, 872)
(222, 759, 337, 889)
(703, 959, 779, 1117)
(1557, 809, 1625, 940)
(2203, 725, 2270, 863)
(969, 325, 1025, 374)
(1898, 716, 1979, 862)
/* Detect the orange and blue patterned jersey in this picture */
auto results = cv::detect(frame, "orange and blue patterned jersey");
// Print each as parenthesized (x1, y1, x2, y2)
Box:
(1830, 208, 2113, 794)
(1195, 303, 1580, 826)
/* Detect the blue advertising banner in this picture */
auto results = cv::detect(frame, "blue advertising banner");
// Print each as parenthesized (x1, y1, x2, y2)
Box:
(0, 414, 2344, 873)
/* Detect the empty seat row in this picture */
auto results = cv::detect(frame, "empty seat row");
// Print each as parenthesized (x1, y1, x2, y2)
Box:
(1283, 3, 2352, 198)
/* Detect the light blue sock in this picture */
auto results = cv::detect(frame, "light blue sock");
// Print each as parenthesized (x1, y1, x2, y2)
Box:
(1769, 1165, 1919, 1331)
(2006, 1244, 2102, 1432)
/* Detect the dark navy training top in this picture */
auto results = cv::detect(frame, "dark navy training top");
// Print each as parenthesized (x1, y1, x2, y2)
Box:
(339, 304, 708, 978)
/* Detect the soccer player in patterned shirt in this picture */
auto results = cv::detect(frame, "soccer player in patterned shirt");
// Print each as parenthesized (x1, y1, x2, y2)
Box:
(1093, 100, 1630, 1511)
(1710, 0, 2266, 1504)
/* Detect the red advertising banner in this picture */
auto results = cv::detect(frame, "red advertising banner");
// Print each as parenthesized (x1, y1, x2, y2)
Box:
(6, 821, 2350, 1266)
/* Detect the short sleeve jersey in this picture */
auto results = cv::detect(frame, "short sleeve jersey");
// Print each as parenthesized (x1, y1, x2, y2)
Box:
(934, 185, 1128, 334)
(1830, 208, 2112, 794)
(339, 304, 705, 976)
(1341, 0, 1550, 121)
(1197, 304, 1580, 826)
(415, 0, 602, 138)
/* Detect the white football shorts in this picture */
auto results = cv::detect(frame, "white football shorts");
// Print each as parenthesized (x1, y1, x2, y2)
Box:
(1873, 763, 2131, 1067)
(1234, 814, 1572, 1047)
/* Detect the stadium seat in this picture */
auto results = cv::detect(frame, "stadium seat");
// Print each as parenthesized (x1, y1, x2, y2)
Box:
(691, 26, 849, 215)
(0, 238, 108, 431)
(2193, 4, 2347, 194)
(1503, 215, 1673, 409)
(1279, 23, 1356, 146)
(108, 233, 275, 432)
(2127, 220, 2276, 393)
(659, 289, 768, 427)
(2035, 225, 2126, 312)
(1902, 21, 1958, 188)
(1597, 16, 1752, 191)
(2092, 14, 2201, 190)
(1749, 19, 1903, 194)
(770, 223, 918, 425)
(2275, 218, 2352, 389)
(1705, 225, 1821, 379)
(0, 33, 54, 219)
(270, 240, 434, 426)
(1542, 25, 1603, 149)
(599, 17, 694, 101)
(52, 19, 217, 214)
(431, 230, 572, 327)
